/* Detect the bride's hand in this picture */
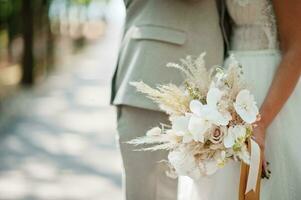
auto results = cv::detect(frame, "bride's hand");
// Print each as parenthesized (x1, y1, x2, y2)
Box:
(252, 122, 271, 179)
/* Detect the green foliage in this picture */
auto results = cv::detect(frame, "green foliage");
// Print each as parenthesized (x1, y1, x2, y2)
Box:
(0, 0, 13, 20)
(0, 0, 22, 22)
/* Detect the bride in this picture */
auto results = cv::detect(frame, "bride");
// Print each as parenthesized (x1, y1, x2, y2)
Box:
(179, 0, 301, 199)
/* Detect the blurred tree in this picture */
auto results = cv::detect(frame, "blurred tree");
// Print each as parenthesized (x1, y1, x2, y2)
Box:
(0, 0, 109, 87)
(20, 0, 54, 85)
(0, 1, 13, 28)
(21, 0, 34, 85)
(0, 0, 22, 61)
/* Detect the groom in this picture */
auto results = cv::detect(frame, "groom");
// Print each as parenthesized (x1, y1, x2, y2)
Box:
(111, 0, 230, 199)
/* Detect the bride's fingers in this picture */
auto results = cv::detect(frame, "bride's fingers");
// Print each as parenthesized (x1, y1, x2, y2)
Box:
(261, 153, 271, 179)
(262, 158, 267, 177)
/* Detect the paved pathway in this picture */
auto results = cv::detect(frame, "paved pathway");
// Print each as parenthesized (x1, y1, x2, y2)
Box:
(0, 1, 125, 199)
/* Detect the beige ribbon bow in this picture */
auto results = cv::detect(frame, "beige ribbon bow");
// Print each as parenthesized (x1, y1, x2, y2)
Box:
(239, 139, 263, 200)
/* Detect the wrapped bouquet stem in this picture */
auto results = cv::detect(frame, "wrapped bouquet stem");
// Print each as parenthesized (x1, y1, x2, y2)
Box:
(239, 139, 262, 200)
(128, 53, 263, 199)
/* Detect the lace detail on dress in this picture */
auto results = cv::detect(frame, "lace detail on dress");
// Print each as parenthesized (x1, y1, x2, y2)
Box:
(261, 0, 279, 49)
(226, 0, 279, 50)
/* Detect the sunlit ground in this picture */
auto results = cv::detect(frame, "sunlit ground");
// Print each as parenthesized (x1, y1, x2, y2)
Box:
(0, 1, 125, 199)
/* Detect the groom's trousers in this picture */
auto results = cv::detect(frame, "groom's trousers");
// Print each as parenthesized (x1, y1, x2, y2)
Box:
(117, 105, 178, 200)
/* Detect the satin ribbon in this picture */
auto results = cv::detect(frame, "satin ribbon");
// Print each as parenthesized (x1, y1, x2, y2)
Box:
(239, 138, 262, 200)
(245, 139, 261, 194)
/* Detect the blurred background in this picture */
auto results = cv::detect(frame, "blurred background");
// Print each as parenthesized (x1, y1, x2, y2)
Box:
(0, 0, 125, 199)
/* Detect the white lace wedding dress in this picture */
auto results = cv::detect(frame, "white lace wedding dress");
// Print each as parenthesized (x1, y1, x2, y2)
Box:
(178, 0, 301, 199)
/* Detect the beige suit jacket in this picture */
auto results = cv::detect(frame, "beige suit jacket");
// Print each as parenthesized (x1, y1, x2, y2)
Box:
(111, 0, 229, 111)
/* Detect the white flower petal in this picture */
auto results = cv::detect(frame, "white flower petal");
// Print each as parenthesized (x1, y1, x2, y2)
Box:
(200, 106, 230, 126)
(232, 125, 246, 139)
(227, 125, 246, 141)
(234, 89, 259, 124)
(207, 87, 223, 108)
(183, 134, 193, 143)
(188, 116, 210, 142)
(212, 111, 231, 126)
(198, 105, 212, 118)
(189, 100, 203, 116)
(171, 116, 190, 136)
(224, 111, 233, 122)
(234, 104, 257, 124)
(224, 132, 235, 148)
(237, 89, 251, 101)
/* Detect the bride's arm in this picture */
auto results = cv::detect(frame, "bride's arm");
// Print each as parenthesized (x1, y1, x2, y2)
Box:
(253, 0, 301, 174)
(259, 1, 301, 130)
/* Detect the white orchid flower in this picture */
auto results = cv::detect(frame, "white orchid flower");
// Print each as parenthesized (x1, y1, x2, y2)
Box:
(224, 125, 247, 148)
(234, 89, 259, 124)
(188, 88, 232, 142)
(170, 115, 193, 143)
(188, 112, 211, 143)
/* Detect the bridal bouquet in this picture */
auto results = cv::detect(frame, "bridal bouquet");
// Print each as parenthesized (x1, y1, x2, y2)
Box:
(129, 53, 260, 180)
